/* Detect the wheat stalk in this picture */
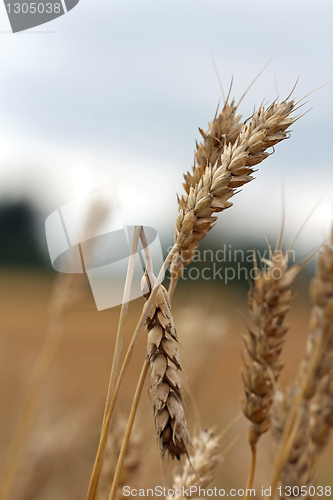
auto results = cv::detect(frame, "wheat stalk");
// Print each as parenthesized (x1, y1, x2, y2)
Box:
(108, 360, 149, 500)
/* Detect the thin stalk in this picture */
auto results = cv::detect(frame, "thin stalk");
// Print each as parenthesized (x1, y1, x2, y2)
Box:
(91, 226, 142, 500)
(86, 242, 182, 500)
(139, 228, 153, 276)
(168, 276, 178, 301)
(102, 225, 142, 425)
(108, 358, 149, 500)
(244, 445, 257, 500)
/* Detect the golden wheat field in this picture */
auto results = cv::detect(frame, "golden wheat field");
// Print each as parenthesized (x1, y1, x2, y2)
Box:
(1, 265, 333, 500)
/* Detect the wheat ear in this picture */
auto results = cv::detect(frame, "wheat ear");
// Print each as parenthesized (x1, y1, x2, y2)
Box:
(241, 247, 300, 498)
(242, 249, 300, 445)
(310, 372, 333, 455)
(100, 416, 142, 500)
(142, 270, 190, 459)
(271, 389, 313, 499)
(299, 231, 333, 399)
(170, 97, 298, 287)
(270, 232, 333, 496)
(166, 428, 221, 500)
(183, 99, 243, 195)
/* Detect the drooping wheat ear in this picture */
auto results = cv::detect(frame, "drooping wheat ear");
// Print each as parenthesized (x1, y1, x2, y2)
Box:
(271, 389, 313, 498)
(166, 428, 222, 500)
(100, 416, 142, 500)
(270, 232, 333, 493)
(141, 271, 190, 460)
(241, 249, 300, 446)
(183, 100, 243, 194)
(171, 97, 298, 281)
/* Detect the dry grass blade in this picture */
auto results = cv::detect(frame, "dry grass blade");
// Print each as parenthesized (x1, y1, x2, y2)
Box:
(166, 428, 222, 500)
(142, 271, 190, 460)
(171, 96, 298, 284)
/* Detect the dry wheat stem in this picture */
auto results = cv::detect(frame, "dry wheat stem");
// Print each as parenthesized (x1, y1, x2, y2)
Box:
(108, 359, 149, 500)
(86, 242, 182, 500)
(91, 226, 143, 499)
(170, 96, 298, 292)
(243, 445, 256, 500)
(102, 226, 142, 426)
(107, 230, 156, 499)
(140, 227, 154, 277)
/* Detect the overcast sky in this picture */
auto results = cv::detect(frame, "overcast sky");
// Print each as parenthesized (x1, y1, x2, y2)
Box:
(1, 0, 333, 254)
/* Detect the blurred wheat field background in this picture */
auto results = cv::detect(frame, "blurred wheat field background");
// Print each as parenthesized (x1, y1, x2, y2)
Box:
(1, 264, 333, 499)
